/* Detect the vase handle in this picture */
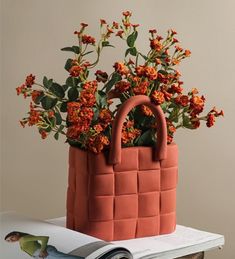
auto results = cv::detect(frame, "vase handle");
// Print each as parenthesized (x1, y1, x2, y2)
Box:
(109, 95, 167, 165)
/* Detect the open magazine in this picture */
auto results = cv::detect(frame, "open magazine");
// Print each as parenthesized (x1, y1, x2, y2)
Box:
(1, 212, 224, 259)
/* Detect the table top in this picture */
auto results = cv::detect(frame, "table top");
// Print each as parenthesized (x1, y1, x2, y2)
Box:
(48, 217, 224, 259)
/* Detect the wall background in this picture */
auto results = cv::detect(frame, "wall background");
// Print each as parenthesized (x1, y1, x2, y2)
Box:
(1, 0, 234, 258)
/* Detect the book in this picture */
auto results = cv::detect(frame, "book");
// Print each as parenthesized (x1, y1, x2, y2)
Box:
(0, 212, 224, 259)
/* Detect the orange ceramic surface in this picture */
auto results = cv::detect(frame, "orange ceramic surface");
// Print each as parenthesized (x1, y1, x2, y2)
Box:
(66, 95, 178, 241)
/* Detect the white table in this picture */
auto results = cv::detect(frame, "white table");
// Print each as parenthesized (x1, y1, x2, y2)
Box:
(48, 217, 224, 259)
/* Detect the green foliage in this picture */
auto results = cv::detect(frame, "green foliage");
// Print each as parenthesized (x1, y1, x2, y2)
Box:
(104, 72, 122, 93)
(127, 31, 138, 47)
(61, 46, 80, 54)
(41, 96, 58, 110)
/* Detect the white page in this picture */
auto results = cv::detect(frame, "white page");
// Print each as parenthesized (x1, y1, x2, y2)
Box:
(113, 225, 224, 258)
(0, 212, 121, 259)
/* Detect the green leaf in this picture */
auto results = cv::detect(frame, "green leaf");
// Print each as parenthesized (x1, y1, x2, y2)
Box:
(104, 72, 122, 93)
(43, 77, 53, 89)
(64, 58, 73, 72)
(102, 41, 115, 48)
(139, 53, 148, 60)
(60, 102, 67, 112)
(82, 51, 94, 56)
(136, 129, 154, 146)
(68, 87, 79, 101)
(127, 31, 138, 47)
(34, 92, 44, 105)
(66, 77, 79, 87)
(61, 46, 80, 54)
(49, 83, 65, 98)
(169, 107, 180, 123)
(125, 48, 130, 57)
(129, 47, 137, 56)
(54, 132, 59, 140)
(58, 125, 65, 132)
(55, 112, 62, 125)
(62, 84, 69, 91)
(41, 96, 58, 110)
(96, 90, 107, 108)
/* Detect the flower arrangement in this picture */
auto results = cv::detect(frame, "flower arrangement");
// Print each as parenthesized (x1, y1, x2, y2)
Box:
(16, 11, 223, 153)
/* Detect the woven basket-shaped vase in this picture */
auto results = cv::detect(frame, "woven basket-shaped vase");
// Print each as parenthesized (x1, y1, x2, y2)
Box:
(67, 95, 178, 241)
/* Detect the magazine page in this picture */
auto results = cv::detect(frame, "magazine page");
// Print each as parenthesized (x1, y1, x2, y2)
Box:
(113, 225, 224, 259)
(0, 212, 132, 259)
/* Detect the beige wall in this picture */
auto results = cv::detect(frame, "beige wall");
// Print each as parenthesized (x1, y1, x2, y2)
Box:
(1, 0, 235, 258)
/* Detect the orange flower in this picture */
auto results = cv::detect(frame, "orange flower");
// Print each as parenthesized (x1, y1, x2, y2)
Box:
(121, 121, 141, 145)
(135, 66, 145, 77)
(151, 90, 165, 105)
(144, 66, 158, 80)
(133, 81, 149, 95)
(99, 109, 112, 126)
(25, 74, 35, 87)
(162, 90, 172, 101)
(113, 62, 129, 75)
(122, 11, 132, 17)
(81, 23, 88, 28)
(175, 95, 189, 107)
(82, 80, 98, 94)
(40, 130, 48, 139)
(67, 102, 81, 123)
(28, 107, 41, 126)
(167, 135, 173, 144)
(184, 50, 191, 57)
(94, 124, 103, 133)
(172, 58, 180, 65)
(67, 124, 87, 139)
(80, 90, 96, 107)
(79, 107, 94, 122)
(141, 105, 153, 116)
(115, 81, 131, 93)
(116, 30, 124, 38)
(169, 84, 183, 94)
(191, 88, 199, 95)
(48, 111, 55, 118)
(100, 19, 107, 25)
(149, 29, 157, 34)
(190, 95, 205, 115)
(88, 134, 110, 153)
(16, 84, 26, 95)
(95, 70, 108, 83)
(82, 35, 96, 45)
(112, 21, 119, 29)
(150, 39, 163, 51)
(206, 114, 215, 127)
(69, 65, 83, 77)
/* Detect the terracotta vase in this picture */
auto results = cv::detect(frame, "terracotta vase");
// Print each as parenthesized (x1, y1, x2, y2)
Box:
(66, 95, 178, 241)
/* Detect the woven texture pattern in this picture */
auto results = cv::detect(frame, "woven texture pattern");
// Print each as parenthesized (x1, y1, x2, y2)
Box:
(67, 143, 178, 241)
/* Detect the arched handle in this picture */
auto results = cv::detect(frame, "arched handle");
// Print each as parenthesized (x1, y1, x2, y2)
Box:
(109, 95, 167, 165)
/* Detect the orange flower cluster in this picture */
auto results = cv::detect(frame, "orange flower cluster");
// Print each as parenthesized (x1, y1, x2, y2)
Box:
(175, 95, 189, 107)
(151, 90, 165, 105)
(88, 134, 110, 154)
(95, 70, 108, 83)
(135, 66, 158, 80)
(190, 95, 205, 116)
(25, 74, 35, 87)
(121, 120, 141, 145)
(16, 11, 223, 152)
(69, 65, 84, 77)
(115, 81, 131, 93)
(113, 62, 129, 75)
(82, 34, 96, 45)
(133, 81, 149, 95)
(141, 105, 153, 117)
